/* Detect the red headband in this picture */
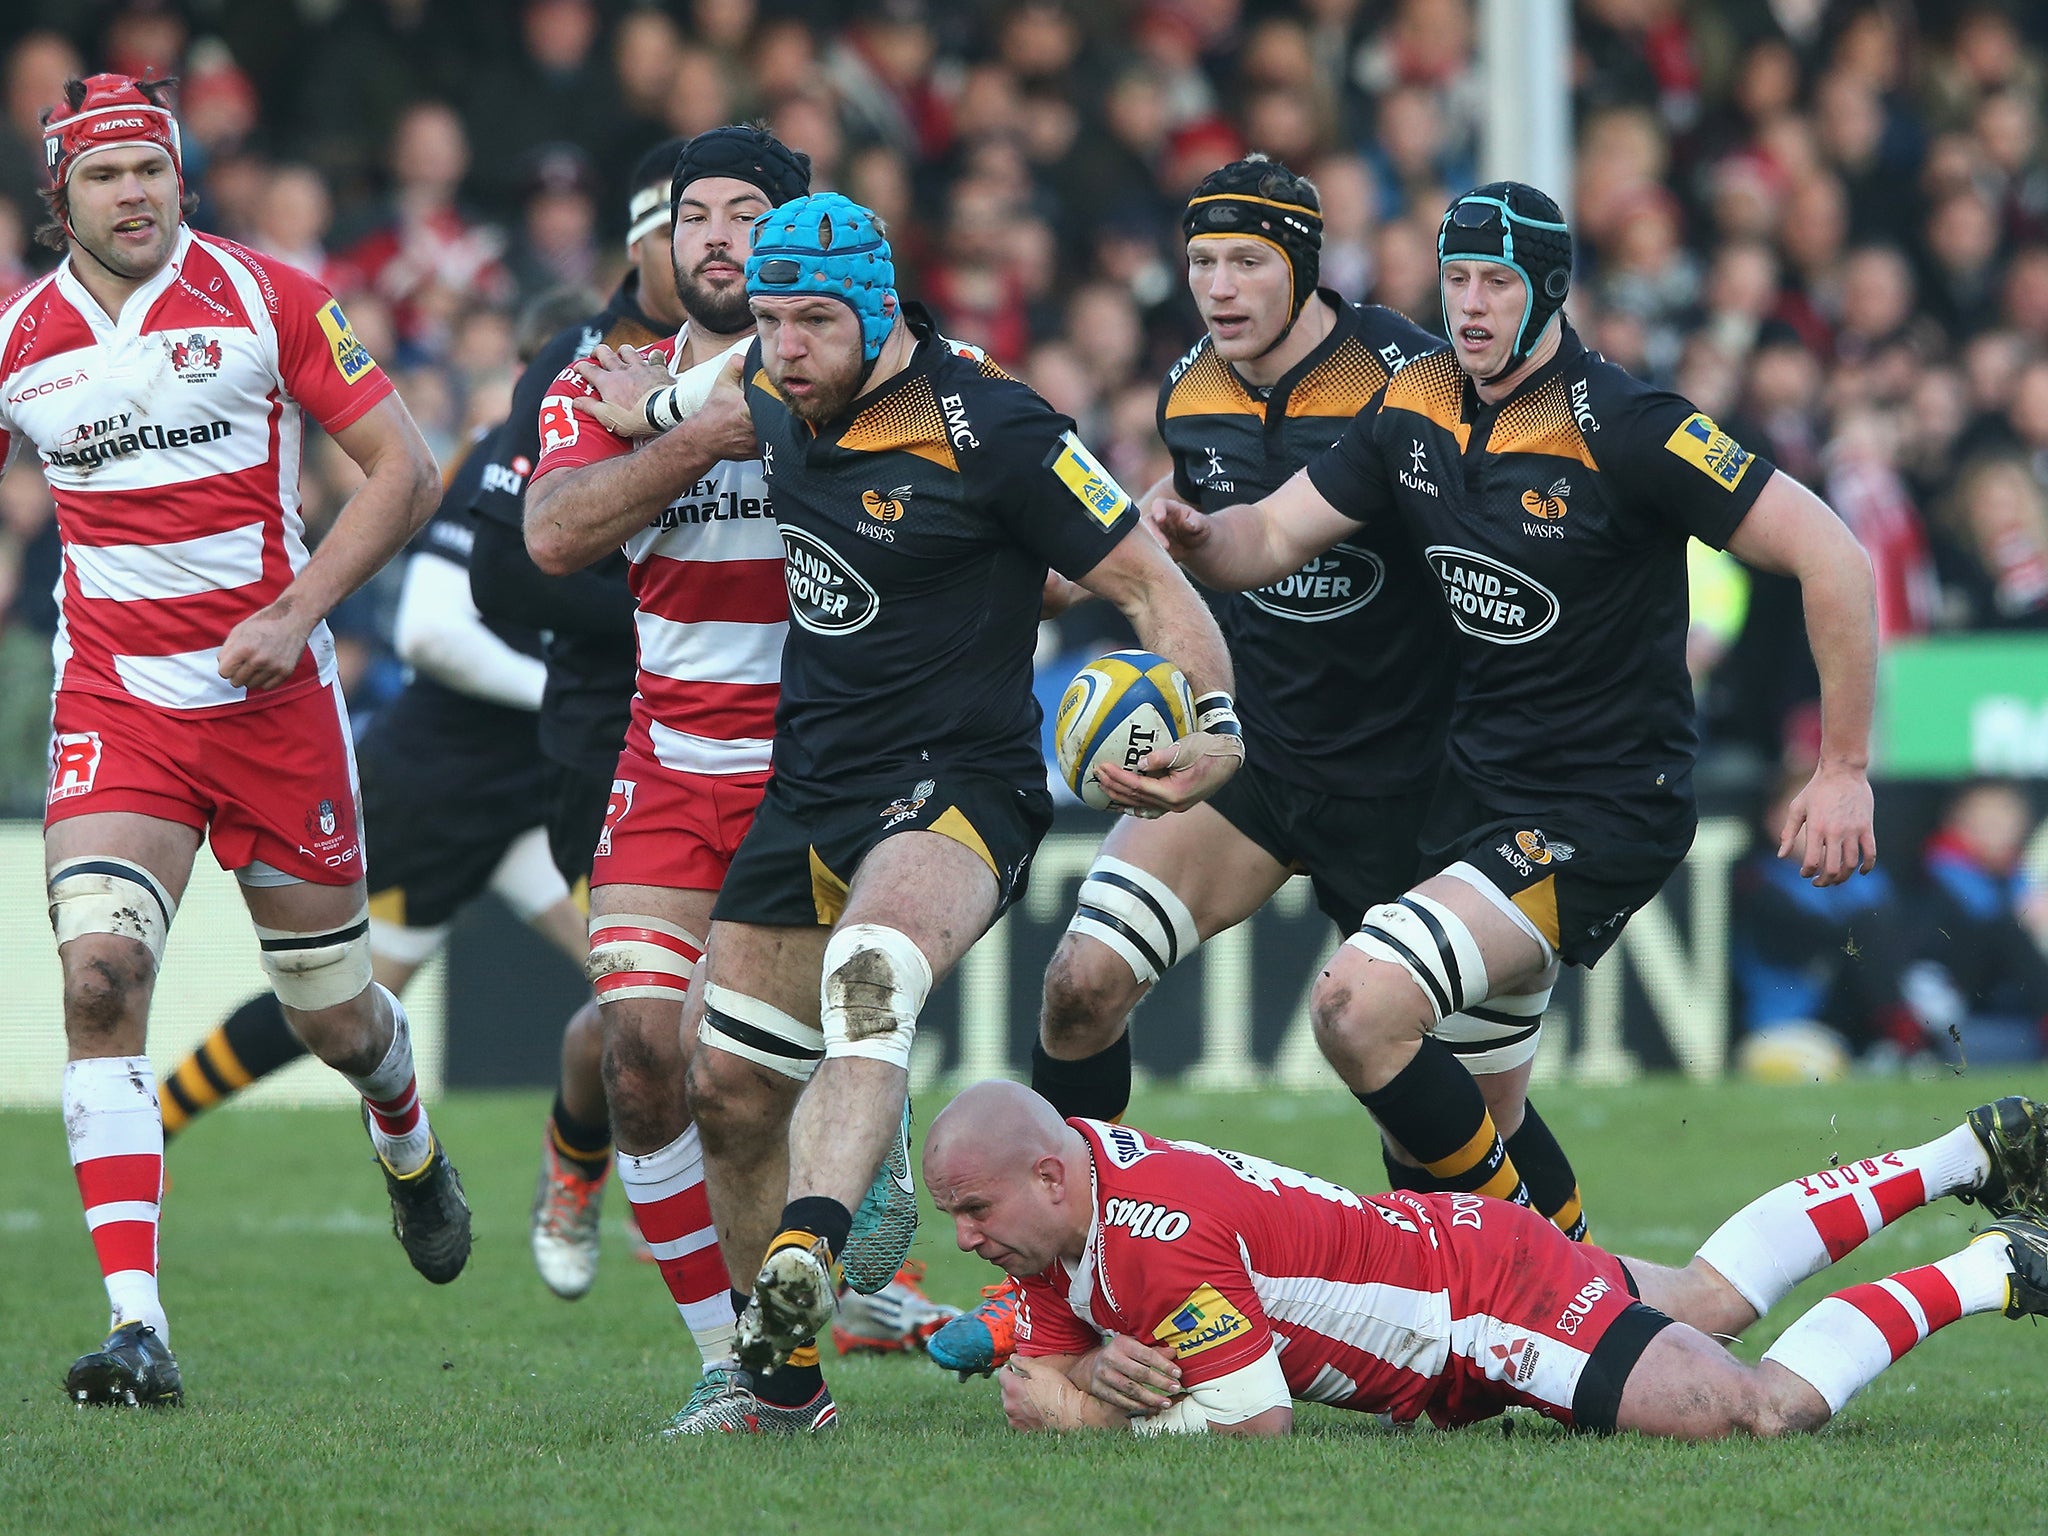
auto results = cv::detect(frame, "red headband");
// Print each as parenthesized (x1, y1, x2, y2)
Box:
(43, 74, 184, 192)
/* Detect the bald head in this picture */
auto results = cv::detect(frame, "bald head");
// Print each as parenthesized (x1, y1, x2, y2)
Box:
(927, 1080, 1067, 1176)
(925, 1080, 1091, 1275)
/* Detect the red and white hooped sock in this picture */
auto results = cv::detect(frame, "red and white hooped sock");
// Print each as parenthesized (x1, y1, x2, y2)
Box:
(64, 1056, 168, 1342)
(617, 1126, 734, 1366)
(1694, 1123, 1988, 1315)
(1761, 1236, 2014, 1413)
(345, 985, 433, 1175)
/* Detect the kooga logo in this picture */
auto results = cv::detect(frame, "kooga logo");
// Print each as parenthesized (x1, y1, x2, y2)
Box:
(1425, 546, 1560, 645)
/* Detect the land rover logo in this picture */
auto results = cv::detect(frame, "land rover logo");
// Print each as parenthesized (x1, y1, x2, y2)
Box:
(1425, 546, 1559, 644)
(1242, 541, 1385, 622)
(781, 526, 879, 634)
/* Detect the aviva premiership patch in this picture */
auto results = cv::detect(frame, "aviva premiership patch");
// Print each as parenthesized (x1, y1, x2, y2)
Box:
(1663, 412, 1753, 491)
(1047, 431, 1132, 529)
(318, 300, 375, 385)
(1152, 1283, 1251, 1359)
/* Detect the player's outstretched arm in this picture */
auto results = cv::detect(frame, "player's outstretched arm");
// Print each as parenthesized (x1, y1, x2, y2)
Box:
(1077, 526, 1243, 816)
(1149, 467, 1357, 593)
(524, 355, 758, 575)
(1725, 474, 1878, 886)
(218, 394, 438, 691)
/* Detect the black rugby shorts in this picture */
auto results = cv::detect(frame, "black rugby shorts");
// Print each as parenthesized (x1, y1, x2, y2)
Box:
(713, 768, 1054, 929)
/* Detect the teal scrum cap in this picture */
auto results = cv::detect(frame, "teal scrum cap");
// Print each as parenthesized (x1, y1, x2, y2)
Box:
(745, 192, 897, 363)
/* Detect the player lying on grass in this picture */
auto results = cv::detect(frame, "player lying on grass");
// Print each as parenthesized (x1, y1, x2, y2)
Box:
(924, 1081, 2048, 1439)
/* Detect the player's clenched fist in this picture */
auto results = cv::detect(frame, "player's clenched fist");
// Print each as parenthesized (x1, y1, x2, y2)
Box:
(569, 343, 679, 437)
(218, 600, 314, 690)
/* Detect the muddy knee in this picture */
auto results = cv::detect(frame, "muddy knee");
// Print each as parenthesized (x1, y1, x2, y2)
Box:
(1041, 935, 1146, 1058)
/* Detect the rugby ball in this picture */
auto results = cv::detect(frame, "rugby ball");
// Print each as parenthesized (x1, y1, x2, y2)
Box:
(1055, 650, 1196, 811)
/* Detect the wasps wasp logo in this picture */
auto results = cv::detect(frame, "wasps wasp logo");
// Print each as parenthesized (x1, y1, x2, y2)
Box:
(861, 486, 911, 523)
(1519, 477, 1571, 521)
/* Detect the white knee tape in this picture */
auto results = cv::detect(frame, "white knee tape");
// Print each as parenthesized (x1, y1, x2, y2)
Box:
(698, 983, 824, 1081)
(820, 923, 932, 1070)
(47, 856, 179, 964)
(586, 913, 702, 1005)
(490, 825, 571, 923)
(1436, 985, 1552, 1074)
(1344, 893, 1489, 1024)
(257, 908, 374, 1011)
(1066, 855, 1200, 985)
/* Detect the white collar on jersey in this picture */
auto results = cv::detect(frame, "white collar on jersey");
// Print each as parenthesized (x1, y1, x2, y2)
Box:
(57, 223, 194, 337)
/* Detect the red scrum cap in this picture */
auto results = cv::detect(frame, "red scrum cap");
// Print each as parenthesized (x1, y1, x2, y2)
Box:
(42, 74, 184, 192)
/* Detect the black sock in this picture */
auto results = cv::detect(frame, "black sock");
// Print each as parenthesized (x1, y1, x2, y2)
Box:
(547, 1090, 612, 1179)
(1506, 1098, 1587, 1239)
(1356, 1038, 1529, 1205)
(1380, 1139, 1446, 1194)
(224, 992, 311, 1075)
(775, 1196, 852, 1260)
(1030, 1035, 1132, 1122)
(754, 1341, 825, 1406)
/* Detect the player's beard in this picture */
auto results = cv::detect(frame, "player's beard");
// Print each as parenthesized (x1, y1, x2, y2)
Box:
(780, 359, 866, 426)
(674, 260, 755, 339)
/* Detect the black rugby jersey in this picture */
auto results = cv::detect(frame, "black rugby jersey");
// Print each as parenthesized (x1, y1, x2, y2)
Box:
(1306, 322, 1773, 825)
(744, 303, 1141, 794)
(1160, 291, 1451, 795)
(468, 277, 652, 774)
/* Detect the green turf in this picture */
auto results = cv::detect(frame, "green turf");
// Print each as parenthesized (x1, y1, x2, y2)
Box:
(3, 1075, 2043, 1535)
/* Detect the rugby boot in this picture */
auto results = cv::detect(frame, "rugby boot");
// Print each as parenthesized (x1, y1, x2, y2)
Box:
(1959, 1097, 2048, 1220)
(660, 1364, 840, 1435)
(831, 1260, 964, 1356)
(367, 1108, 472, 1284)
(737, 1233, 839, 1374)
(531, 1133, 605, 1300)
(65, 1320, 182, 1407)
(841, 1097, 918, 1295)
(927, 1276, 1024, 1378)
(1977, 1217, 2048, 1319)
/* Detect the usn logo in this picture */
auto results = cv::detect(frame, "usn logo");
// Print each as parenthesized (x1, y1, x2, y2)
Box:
(1244, 541, 1385, 623)
(1426, 546, 1560, 645)
(781, 526, 880, 634)
(1664, 412, 1754, 490)
(1152, 1284, 1250, 1359)
(1098, 1123, 1157, 1169)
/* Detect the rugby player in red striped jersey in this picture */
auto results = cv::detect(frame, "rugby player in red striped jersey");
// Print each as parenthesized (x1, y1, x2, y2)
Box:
(929, 1081, 2048, 1439)
(2, 73, 454, 1407)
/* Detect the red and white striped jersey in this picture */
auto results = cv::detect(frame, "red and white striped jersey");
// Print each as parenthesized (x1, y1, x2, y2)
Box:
(0, 226, 393, 713)
(531, 329, 783, 777)
(1014, 1119, 1608, 1428)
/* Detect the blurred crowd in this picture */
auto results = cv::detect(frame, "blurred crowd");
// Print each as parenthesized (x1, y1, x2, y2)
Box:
(1, 2, 2046, 1042)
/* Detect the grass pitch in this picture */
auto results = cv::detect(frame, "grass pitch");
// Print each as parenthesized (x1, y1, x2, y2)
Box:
(3, 1075, 2043, 1536)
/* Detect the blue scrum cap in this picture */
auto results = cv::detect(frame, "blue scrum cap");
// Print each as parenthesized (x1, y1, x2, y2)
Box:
(745, 192, 897, 362)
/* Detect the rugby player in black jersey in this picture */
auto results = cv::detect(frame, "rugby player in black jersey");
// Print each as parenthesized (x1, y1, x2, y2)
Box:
(653, 192, 1242, 1400)
(1148, 182, 1878, 1238)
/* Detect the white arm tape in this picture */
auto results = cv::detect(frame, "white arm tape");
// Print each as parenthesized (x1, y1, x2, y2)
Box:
(1132, 1347, 1290, 1435)
(393, 551, 547, 711)
(646, 337, 751, 429)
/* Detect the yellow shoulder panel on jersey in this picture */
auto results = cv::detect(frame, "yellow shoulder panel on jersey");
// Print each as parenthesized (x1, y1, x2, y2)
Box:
(1381, 349, 1469, 450)
(1163, 346, 1259, 421)
(1286, 336, 1389, 420)
(1487, 373, 1599, 471)
(839, 375, 958, 474)
(750, 368, 784, 401)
